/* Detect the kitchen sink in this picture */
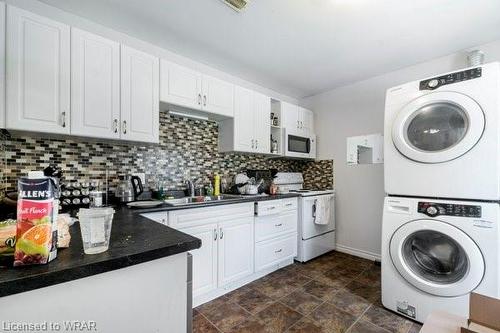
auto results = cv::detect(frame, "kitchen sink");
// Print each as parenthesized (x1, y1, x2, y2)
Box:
(164, 194, 242, 206)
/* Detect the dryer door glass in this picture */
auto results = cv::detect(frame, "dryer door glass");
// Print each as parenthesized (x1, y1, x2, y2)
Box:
(405, 103, 468, 152)
(402, 230, 468, 284)
(391, 91, 484, 163)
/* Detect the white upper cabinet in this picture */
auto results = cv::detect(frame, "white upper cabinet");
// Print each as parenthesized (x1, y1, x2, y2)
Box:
(0, 3, 5, 129)
(253, 91, 271, 154)
(281, 102, 299, 131)
(219, 87, 272, 154)
(160, 60, 234, 117)
(71, 28, 120, 139)
(300, 107, 314, 135)
(282, 102, 315, 135)
(160, 60, 202, 110)
(201, 75, 234, 117)
(120, 45, 159, 143)
(232, 86, 254, 152)
(6, 6, 70, 134)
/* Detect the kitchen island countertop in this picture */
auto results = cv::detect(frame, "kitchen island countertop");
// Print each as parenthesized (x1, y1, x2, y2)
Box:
(0, 207, 201, 297)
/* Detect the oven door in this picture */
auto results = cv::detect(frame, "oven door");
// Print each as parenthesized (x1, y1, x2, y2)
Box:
(284, 130, 314, 158)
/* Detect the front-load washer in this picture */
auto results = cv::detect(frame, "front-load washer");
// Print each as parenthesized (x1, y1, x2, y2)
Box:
(384, 62, 500, 200)
(381, 196, 500, 323)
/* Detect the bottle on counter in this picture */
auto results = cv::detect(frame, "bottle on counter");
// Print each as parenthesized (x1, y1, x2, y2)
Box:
(214, 174, 220, 196)
(206, 182, 214, 196)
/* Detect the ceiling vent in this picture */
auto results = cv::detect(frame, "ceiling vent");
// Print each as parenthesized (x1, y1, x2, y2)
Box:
(220, 0, 249, 12)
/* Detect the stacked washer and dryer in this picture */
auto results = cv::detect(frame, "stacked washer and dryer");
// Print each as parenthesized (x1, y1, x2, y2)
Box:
(381, 62, 500, 323)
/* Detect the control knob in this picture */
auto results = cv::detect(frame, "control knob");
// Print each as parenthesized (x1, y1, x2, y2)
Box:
(427, 79, 439, 88)
(426, 206, 439, 216)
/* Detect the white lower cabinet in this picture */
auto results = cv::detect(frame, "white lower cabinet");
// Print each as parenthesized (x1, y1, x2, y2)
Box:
(255, 233, 297, 272)
(182, 223, 219, 297)
(218, 217, 254, 286)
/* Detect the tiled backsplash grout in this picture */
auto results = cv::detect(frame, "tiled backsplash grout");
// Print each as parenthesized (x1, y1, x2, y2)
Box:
(1, 113, 333, 193)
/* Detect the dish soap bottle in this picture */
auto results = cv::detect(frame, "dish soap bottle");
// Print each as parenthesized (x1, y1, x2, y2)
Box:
(214, 174, 220, 196)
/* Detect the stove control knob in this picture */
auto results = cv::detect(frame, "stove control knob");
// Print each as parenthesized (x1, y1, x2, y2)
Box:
(426, 206, 439, 216)
(427, 79, 439, 88)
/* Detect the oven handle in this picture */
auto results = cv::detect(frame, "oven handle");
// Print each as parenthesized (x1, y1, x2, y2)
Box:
(312, 199, 317, 218)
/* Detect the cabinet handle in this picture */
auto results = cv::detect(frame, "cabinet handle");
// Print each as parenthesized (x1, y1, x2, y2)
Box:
(301, 121, 304, 129)
(255, 139, 258, 149)
(214, 228, 218, 241)
(61, 112, 66, 128)
(275, 248, 283, 253)
(251, 139, 255, 149)
(275, 223, 283, 227)
(198, 93, 202, 105)
(297, 120, 299, 129)
(220, 228, 224, 240)
(267, 206, 276, 210)
(203, 95, 207, 106)
(123, 120, 127, 134)
(113, 119, 118, 133)
(285, 203, 293, 207)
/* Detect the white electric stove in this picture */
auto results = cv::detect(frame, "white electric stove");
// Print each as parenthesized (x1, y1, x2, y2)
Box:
(274, 173, 336, 262)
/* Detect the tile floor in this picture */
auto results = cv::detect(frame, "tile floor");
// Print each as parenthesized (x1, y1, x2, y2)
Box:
(193, 251, 422, 333)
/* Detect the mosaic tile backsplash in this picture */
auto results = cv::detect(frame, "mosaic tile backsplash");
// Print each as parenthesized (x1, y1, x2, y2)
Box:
(1, 113, 333, 193)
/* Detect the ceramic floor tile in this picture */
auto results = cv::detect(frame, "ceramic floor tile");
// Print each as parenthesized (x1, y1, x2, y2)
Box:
(196, 296, 232, 315)
(361, 305, 413, 333)
(286, 316, 329, 333)
(357, 266, 382, 287)
(193, 314, 220, 333)
(202, 302, 251, 332)
(255, 302, 304, 332)
(407, 322, 422, 333)
(310, 302, 357, 333)
(348, 319, 391, 333)
(280, 290, 324, 315)
(258, 277, 302, 299)
(326, 288, 372, 317)
(299, 279, 340, 301)
(224, 316, 273, 333)
(224, 285, 254, 303)
(343, 280, 381, 303)
(310, 268, 351, 288)
(234, 289, 275, 315)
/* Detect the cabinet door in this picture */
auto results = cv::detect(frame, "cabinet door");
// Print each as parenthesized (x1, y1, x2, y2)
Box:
(253, 91, 271, 154)
(121, 45, 159, 143)
(71, 28, 120, 139)
(160, 60, 202, 110)
(300, 107, 314, 135)
(180, 223, 218, 297)
(201, 75, 234, 117)
(0, 3, 5, 128)
(218, 216, 254, 286)
(6, 6, 70, 134)
(233, 86, 254, 152)
(281, 102, 299, 131)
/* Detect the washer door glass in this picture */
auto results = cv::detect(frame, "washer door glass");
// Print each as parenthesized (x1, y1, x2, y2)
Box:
(402, 230, 468, 284)
(405, 103, 468, 152)
(390, 219, 484, 297)
(392, 92, 484, 163)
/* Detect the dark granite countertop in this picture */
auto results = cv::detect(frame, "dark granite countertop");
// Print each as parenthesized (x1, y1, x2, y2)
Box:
(0, 207, 201, 297)
(132, 193, 301, 214)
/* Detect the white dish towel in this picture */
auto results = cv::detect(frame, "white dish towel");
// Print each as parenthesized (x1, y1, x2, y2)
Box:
(314, 196, 331, 225)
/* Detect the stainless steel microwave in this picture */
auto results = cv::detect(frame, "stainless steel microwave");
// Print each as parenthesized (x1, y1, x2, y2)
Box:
(284, 129, 316, 159)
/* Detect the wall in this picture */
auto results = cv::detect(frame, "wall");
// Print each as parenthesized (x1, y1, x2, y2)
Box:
(301, 39, 500, 260)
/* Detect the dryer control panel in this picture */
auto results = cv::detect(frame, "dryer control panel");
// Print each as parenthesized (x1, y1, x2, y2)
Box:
(418, 201, 482, 218)
(419, 67, 482, 91)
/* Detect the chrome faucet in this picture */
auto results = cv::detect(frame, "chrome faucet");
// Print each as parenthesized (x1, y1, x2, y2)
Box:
(185, 179, 195, 197)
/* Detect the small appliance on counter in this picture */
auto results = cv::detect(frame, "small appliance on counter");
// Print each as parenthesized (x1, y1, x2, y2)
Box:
(115, 175, 145, 203)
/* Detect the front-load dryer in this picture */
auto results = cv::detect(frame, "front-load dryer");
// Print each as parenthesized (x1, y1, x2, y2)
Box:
(384, 62, 500, 200)
(381, 196, 500, 323)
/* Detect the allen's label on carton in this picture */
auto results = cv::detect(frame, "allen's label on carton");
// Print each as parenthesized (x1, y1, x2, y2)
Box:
(14, 177, 58, 266)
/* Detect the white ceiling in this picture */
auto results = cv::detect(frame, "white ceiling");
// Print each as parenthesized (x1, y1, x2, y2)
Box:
(38, 0, 500, 98)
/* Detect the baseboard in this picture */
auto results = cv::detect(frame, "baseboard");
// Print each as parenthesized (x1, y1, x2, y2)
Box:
(335, 243, 381, 262)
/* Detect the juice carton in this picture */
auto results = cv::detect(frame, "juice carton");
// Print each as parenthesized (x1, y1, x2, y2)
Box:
(14, 173, 58, 266)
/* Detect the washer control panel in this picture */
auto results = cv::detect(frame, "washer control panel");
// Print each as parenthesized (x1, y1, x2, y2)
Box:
(419, 67, 482, 90)
(418, 201, 482, 218)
